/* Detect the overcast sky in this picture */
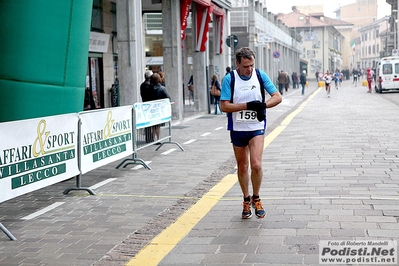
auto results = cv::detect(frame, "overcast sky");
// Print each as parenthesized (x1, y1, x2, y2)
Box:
(265, 0, 391, 19)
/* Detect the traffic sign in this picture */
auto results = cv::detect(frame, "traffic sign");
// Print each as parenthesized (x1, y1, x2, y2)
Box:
(273, 51, 280, 59)
(226, 35, 238, 48)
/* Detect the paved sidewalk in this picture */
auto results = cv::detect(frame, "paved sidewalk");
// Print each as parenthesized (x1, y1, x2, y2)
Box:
(3, 80, 399, 266)
(156, 82, 399, 265)
(0, 81, 314, 265)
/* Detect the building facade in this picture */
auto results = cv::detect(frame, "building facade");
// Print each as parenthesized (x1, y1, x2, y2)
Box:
(336, 0, 378, 40)
(230, 1, 301, 83)
(277, 12, 347, 77)
(358, 17, 389, 69)
(0, 0, 305, 123)
(88, 0, 300, 120)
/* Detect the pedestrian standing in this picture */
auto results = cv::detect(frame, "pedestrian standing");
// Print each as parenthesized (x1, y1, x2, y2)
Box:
(353, 69, 358, 86)
(294, 72, 299, 89)
(140, 70, 153, 102)
(150, 73, 171, 143)
(339, 71, 343, 87)
(220, 47, 282, 219)
(211, 74, 222, 114)
(300, 70, 307, 95)
(140, 70, 154, 143)
(284, 71, 290, 92)
(187, 75, 194, 103)
(226, 66, 231, 75)
(150, 73, 170, 101)
(366, 68, 374, 93)
(333, 70, 340, 89)
(291, 72, 296, 88)
(158, 71, 165, 86)
(277, 70, 287, 95)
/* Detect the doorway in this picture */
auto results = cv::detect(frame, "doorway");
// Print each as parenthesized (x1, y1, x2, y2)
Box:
(84, 57, 104, 110)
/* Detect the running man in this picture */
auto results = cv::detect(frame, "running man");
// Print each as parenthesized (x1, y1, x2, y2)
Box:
(220, 47, 282, 219)
(323, 70, 333, 97)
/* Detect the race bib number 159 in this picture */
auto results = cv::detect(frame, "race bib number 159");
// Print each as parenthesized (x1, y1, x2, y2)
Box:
(236, 110, 257, 122)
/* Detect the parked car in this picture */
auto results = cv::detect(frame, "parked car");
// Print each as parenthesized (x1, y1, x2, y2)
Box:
(376, 56, 399, 93)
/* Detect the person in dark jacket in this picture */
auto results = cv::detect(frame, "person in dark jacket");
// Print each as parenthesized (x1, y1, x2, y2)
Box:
(150, 73, 170, 101)
(277, 70, 288, 95)
(140, 70, 153, 101)
(150, 73, 171, 143)
(140, 70, 154, 143)
(211, 74, 222, 114)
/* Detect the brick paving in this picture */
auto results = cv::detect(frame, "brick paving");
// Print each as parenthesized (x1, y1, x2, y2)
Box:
(159, 82, 399, 266)
(1, 80, 399, 265)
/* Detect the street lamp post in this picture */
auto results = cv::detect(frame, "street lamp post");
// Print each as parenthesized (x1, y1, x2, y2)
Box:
(385, 16, 390, 56)
(393, 10, 398, 51)
(395, 19, 397, 50)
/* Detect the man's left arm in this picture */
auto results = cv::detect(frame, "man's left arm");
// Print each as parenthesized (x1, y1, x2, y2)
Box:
(260, 70, 282, 108)
(266, 91, 282, 108)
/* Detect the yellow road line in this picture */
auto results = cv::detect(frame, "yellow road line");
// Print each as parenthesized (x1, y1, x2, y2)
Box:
(125, 174, 237, 266)
(125, 87, 322, 266)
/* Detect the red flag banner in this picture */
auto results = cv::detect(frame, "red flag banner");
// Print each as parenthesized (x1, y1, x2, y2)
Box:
(215, 14, 224, 54)
(211, 3, 225, 54)
(195, 4, 212, 52)
(181, 0, 192, 42)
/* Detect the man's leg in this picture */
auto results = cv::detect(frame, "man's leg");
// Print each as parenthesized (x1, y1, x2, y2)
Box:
(248, 135, 266, 218)
(233, 144, 252, 219)
(248, 135, 264, 196)
(233, 145, 250, 198)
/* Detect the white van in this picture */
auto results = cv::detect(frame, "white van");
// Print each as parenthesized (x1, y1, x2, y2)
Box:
(376, 56, 399, 93)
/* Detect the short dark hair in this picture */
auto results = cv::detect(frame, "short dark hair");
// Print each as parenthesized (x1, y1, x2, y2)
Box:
(235, 47, 255, 63)
(150, 73, 161, 85)
(226, 66, 231, 72)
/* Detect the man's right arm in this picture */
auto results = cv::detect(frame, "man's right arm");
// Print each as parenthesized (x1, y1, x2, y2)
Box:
(220, 101, 247, 113)
(220, 73, 250, 113)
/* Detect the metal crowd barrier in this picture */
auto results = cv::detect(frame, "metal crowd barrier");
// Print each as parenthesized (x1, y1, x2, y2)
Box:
(0, 99, 182, 240)
(116, 100, 184, 170)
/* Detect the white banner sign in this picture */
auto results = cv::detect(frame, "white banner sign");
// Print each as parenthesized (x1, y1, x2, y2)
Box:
(0, 114, 80, 203)
(258, 33, 274, 43)
(79, 106, 133, 174)
(145, 56, 163, 66)
(89, 32, 110, 53)
(134, 99, 172, 129)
